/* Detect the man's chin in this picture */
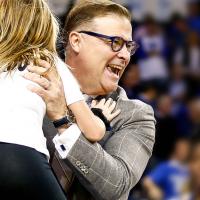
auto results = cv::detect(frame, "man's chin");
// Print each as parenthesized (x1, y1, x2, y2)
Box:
(101, 83, 118, 94)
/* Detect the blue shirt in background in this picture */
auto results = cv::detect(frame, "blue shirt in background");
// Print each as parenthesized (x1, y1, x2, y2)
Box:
(148, 160, 189, 200)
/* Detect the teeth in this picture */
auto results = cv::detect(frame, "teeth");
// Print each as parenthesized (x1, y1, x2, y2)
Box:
(108, 64, 123, 70)
(107, 64, 123, 75)
(107, 64, 123, 76)
(107, 66, 113, 72)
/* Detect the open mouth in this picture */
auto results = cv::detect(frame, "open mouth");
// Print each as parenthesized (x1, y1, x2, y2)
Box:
(107, 64, 123, 77)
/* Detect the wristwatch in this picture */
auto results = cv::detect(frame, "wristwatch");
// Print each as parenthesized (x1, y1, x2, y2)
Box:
(53, 115, 73, 128)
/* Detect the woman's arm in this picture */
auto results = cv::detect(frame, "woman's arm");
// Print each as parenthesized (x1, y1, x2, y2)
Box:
(68, 98, 120, 142)
(68, 101, 106, 142)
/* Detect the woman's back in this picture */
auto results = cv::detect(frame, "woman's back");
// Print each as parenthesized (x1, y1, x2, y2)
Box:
(0, 69, 48, 156)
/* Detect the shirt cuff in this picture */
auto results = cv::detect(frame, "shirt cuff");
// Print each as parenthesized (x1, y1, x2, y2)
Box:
(53, 124, 81, 159)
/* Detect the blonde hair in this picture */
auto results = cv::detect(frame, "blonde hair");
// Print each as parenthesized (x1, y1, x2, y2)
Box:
(64, 0, 131, 47)
(0, 0, 59, 72)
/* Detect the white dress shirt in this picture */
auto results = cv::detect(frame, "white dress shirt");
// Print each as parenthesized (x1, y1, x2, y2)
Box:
(53, 94, 95, 159)
(53, 124, 81, 159)
(0, 58, 83, 158)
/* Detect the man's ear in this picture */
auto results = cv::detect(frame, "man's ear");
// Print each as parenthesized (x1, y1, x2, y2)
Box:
(68, 31, 81, 53)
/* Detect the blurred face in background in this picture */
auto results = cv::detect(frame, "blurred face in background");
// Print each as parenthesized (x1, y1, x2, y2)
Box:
(157, 95, 173, 116)
(188, 2, 200, 17)
(173, 15, 188, 33)
(121, 64, 140, 88)
(188, 99, 200, 124)
(187, 31, 199, 47)
(173, 139, 190, 163)
(189, 143, 200, 190)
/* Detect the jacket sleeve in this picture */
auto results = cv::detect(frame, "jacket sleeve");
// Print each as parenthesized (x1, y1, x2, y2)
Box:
(64, 101, 155, 199)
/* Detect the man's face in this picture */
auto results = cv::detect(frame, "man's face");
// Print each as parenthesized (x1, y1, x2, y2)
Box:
(69, 15, 132, 95)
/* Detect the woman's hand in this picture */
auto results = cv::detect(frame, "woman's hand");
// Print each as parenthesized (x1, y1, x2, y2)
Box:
(91, 98, 121, 122)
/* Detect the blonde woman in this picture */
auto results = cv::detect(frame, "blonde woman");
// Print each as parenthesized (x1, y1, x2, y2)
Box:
(0, 0, 119, 199)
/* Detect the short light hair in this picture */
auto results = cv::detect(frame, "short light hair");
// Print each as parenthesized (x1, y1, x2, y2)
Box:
(64, 0, 131, 47)
(0, 0, 59, 72)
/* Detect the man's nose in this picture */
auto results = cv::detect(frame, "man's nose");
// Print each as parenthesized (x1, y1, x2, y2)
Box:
(117, 44, 130, 62)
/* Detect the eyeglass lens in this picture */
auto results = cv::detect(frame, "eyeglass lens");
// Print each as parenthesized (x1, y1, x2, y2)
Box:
(112, 37, 137, 55)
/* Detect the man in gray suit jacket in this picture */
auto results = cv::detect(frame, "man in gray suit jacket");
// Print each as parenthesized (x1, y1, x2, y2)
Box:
(26, 1, 155, 199)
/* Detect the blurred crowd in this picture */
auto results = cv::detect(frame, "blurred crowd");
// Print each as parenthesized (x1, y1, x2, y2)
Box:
(48, 0, 200, 199)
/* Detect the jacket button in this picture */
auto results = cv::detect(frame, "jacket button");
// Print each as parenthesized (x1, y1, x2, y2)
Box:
(76, 161, 81, 166)
(84, 169, 89, 174)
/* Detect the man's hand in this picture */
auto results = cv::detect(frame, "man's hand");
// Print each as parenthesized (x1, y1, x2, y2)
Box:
(23, 59, 67, 121)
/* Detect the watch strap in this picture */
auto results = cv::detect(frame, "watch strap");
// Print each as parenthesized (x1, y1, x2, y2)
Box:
(53, 116, 73, 128)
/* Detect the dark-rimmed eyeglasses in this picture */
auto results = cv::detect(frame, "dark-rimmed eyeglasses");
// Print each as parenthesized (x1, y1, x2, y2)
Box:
(79, 31, 139, 56)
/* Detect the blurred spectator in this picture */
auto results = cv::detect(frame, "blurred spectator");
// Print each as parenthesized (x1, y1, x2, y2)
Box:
(114, 0, 187, 22)
(137, 81, 159, 109)
(173, 31, 200, 74)
(169, 64, 187, 101)
(120, 64, 140, 99)
(186, 31, 200, 97)
(173, 30, 200, 97)
(153, 94, 179, 160)
(187, 98, 200, 136)
(181, 133, 200, 200)
(187, 0, 200, 34)
(186, 31, 200, 76)
(135, 16, 169, 84)
(168, 64, 191, 136)
(142, 138, 190, 200)
(169, 14, 188, 48)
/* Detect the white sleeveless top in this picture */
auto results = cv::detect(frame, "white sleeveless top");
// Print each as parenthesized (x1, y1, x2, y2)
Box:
(0, 57, 83, 157)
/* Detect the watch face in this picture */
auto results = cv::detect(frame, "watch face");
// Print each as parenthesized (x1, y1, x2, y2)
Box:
(67, 109, 76, 123)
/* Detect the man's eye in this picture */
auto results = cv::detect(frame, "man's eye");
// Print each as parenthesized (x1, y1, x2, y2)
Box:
(113, 39, 120, 45)
(113, 38, 123, 46)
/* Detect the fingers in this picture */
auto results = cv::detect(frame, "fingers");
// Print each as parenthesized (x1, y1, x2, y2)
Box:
(107, 109, 121, 121)
(37, 59, 52, 69)
(27, 61, 48, 75)
(23, 72, 51, 90)
(94, 98, 112, 109)
(104, 98, 112, 107)
(98, 98, 106, 107)
(91, 98, 120, 122)
(108, 101, 116, 112)
(26, 59, 58, 81)
(24, 72, 51, 102)
(26, 84, 48, 100)
(23, 58, 62, 92)
(91, 100, 97, 107)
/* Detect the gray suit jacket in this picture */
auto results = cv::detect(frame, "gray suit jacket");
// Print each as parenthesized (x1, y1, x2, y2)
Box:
(43, 87, 155, 200)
